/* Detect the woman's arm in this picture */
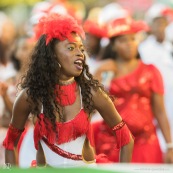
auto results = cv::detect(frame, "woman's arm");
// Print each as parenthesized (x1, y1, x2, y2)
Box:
(94, 59, 116, 82)
(152, 93, 173, 163)
(92, 88, 134, 162)
(1, 83, 13, 114)
(4, 89, 32, 166)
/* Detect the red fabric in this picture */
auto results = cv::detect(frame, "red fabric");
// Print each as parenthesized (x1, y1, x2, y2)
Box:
(95, 153, 112, 163)
(55, 81, 77, 106)
(113, 123, 133, 149)
(92, 121, 119, 162)
(162, 8, 173, 22)
(92, 61, 164, 163)
(3, 124, 24, 150)
(17, 128, 28, 154)
(34, 109, 90, 150)
(132, 135, 163, 163)
(34, 13, 85, 45)
(42, 137, 82, 160)
(31, 160, 37, 167)
(108, 61, 163, 163)
(83, 20, 108, 38)
(107, 18, 149, 38)
(112, 120, 125, 131)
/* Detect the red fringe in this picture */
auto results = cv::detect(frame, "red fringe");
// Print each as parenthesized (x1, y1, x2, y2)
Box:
(55, 81, 77, 106)
(3, 124, 24, 150)
(112, 122, 133, 149)
(34, 110, 90, 150)
(34, 113, 56, 150)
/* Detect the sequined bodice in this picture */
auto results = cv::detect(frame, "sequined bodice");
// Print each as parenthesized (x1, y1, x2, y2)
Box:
(109, 61, 164, 138)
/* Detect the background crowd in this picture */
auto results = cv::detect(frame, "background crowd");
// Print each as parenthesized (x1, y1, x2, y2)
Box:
(0, 0, 173, 167)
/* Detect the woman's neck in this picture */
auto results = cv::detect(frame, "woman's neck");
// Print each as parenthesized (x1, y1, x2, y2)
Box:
(115, 58, 139, 76)
(59, 77, 75, 85)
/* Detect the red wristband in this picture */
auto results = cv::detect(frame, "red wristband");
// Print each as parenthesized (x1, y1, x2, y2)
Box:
(3, 124, 24, 150)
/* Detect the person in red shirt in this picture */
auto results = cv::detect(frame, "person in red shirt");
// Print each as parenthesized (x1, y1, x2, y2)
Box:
(93, 17, 173, 163)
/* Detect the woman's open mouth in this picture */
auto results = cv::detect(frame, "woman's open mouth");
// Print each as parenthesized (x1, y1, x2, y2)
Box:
(74, 60, 83, 70)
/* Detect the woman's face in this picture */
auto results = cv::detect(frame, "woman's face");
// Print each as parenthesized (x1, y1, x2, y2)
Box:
(15, 38, 34, 64)
(151, 17, 168, 42)
(54, 33, 85, 80)
(85, 33, 100, 56)
(112, 34, 138, 60)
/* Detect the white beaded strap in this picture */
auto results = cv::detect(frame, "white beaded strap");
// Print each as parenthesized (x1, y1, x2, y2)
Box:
(166, 143, 173, 149)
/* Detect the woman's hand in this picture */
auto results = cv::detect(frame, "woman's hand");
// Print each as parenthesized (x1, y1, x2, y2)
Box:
(164, 149, 173, 163)
(0, 81, 8, 97)
(94, 59, 116, 81)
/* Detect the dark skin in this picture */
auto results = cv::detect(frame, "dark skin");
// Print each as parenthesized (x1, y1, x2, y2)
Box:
(0, 82, 13, 128)
(84, 33, 101, 58)
(5, 33, 134, 166)
(150, 17, 168, 43)
(95, 34, 173, 163)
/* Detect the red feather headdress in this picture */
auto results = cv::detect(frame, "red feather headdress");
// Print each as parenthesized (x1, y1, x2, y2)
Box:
(34, 13, 85, 45)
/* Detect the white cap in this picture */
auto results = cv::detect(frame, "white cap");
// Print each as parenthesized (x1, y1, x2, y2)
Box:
(29, 12, 48, 26)
(98, 2, 130, 26)
(31, 1, 52, 15)
(49, 4, 67, 15)
(29, 1, 52, 26)
(145, 3, 168, 24)
(165, 21, 173, 42)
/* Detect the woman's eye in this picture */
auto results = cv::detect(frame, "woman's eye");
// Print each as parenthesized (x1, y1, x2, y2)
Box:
(80, 48, 85, 52)
(68, 47, 74, 51)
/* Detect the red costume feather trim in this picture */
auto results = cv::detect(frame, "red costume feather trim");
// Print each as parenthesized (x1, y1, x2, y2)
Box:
(112, 121, 133, 149)
(55, 81, 77, 106)
(34, 109, 90, 150)
(34, 13, 85, 45)
(3, 124, 24, 150)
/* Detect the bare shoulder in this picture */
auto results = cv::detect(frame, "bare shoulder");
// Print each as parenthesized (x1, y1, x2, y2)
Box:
(91, 87, 111, 108)
(90, 86, 122, 127)
(15, 88, 29, 103)
(14, 88, 34, 112)
(11, 88, 34, 129)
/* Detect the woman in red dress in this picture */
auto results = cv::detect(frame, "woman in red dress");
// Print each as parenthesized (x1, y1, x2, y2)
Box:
(93, 17, 173, 163)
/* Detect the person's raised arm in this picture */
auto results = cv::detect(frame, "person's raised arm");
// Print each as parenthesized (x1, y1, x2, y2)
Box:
(3, 89, 32, 166)
(92, 88, 134, 162)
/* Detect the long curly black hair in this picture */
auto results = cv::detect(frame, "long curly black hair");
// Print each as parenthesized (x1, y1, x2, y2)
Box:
(20, 35, 105, 132)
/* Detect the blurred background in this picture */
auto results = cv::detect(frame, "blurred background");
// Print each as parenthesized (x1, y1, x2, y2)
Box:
(1, 0, 173, 170)
(0, 0, 173, 35)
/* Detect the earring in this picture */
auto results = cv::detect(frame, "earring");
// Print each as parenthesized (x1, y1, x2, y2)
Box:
(58, 63, 61, 68)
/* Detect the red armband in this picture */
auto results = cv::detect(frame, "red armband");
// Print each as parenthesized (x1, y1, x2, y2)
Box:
(3, 124, 24, 150)
(112, 120, 133, 149)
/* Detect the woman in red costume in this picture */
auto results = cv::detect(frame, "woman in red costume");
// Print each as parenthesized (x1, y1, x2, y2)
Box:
(3, 14, 133, 167)
(93, 18, 173, 163)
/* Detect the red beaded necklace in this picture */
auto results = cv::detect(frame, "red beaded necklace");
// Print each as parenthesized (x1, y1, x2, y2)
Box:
(55, 79, 77, 106)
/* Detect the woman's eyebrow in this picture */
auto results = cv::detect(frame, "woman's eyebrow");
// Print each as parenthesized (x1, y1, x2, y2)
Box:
(66, 42, 84, 47)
